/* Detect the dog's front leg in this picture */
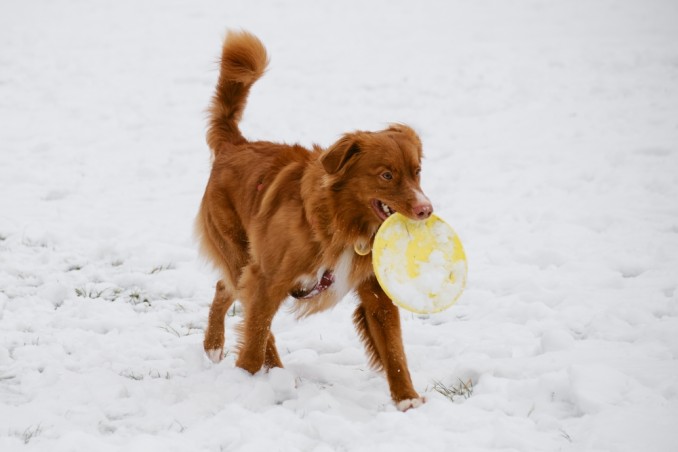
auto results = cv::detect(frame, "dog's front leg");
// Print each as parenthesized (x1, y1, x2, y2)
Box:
(355, 277, 425, 410)
(235, 264, 285, 373)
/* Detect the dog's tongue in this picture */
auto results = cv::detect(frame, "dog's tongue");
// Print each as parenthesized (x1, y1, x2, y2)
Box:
(290, 270, 335, 299)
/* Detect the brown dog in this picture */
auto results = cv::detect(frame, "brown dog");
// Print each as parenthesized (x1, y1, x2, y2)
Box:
(196, 31, 433, 410)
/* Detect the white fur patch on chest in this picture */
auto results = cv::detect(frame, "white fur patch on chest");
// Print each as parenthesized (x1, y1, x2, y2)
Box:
(330, 249, 354, 300)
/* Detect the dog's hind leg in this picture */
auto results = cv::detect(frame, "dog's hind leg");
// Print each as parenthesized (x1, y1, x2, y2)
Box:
(203, 279, 236, 363)
(235, 264, 286, 374)
(264, 332, 283, 369)
(355, 277, 424, 411)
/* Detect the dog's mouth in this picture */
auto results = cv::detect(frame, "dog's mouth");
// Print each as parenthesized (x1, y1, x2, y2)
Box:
(371, 199, 396, 221)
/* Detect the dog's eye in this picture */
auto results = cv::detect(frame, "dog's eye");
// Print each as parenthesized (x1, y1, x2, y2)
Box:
(381, 171, 393, 181)
(415, 167, 421, 177)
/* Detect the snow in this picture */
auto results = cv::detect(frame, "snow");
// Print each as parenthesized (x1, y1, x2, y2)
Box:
(1, 0, 678, 450)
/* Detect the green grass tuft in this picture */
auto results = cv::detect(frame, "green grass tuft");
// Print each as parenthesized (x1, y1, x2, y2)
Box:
(431, 378, 474, 401)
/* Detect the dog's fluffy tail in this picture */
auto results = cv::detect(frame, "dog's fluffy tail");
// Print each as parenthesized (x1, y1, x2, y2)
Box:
(207, 30, 268, 151)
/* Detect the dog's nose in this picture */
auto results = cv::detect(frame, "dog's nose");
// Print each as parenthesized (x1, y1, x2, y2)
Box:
(413, 203, 433, 220)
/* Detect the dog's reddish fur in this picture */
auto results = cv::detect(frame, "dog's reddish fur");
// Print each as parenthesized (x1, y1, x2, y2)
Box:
(196, 31, 433, 410)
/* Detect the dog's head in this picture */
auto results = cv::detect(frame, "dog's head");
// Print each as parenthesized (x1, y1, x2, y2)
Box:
(321, 124, 433, 234)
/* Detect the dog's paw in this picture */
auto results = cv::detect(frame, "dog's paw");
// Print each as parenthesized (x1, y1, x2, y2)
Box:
(396, 396, 426, 412)
(205, 348, 224, 363)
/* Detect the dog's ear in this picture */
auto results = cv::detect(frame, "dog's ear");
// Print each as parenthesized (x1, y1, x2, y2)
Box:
(321, 135, 361, 174)
(388, 123, 423, 159)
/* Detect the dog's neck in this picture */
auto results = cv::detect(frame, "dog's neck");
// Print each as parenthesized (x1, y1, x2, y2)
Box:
(301, 159, 380, 256)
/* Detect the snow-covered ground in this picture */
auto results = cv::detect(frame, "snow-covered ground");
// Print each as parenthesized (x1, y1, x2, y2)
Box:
(2, 0, 678, 450)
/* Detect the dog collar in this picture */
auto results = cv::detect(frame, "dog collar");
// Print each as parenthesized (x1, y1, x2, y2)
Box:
(290, 270, 335, 299)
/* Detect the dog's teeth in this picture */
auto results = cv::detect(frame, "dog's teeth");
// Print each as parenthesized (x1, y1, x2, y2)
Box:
(381, 202, 394, 216)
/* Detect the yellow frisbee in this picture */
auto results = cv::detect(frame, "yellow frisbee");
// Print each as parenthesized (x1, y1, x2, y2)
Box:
(372, 213, 467, 314)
